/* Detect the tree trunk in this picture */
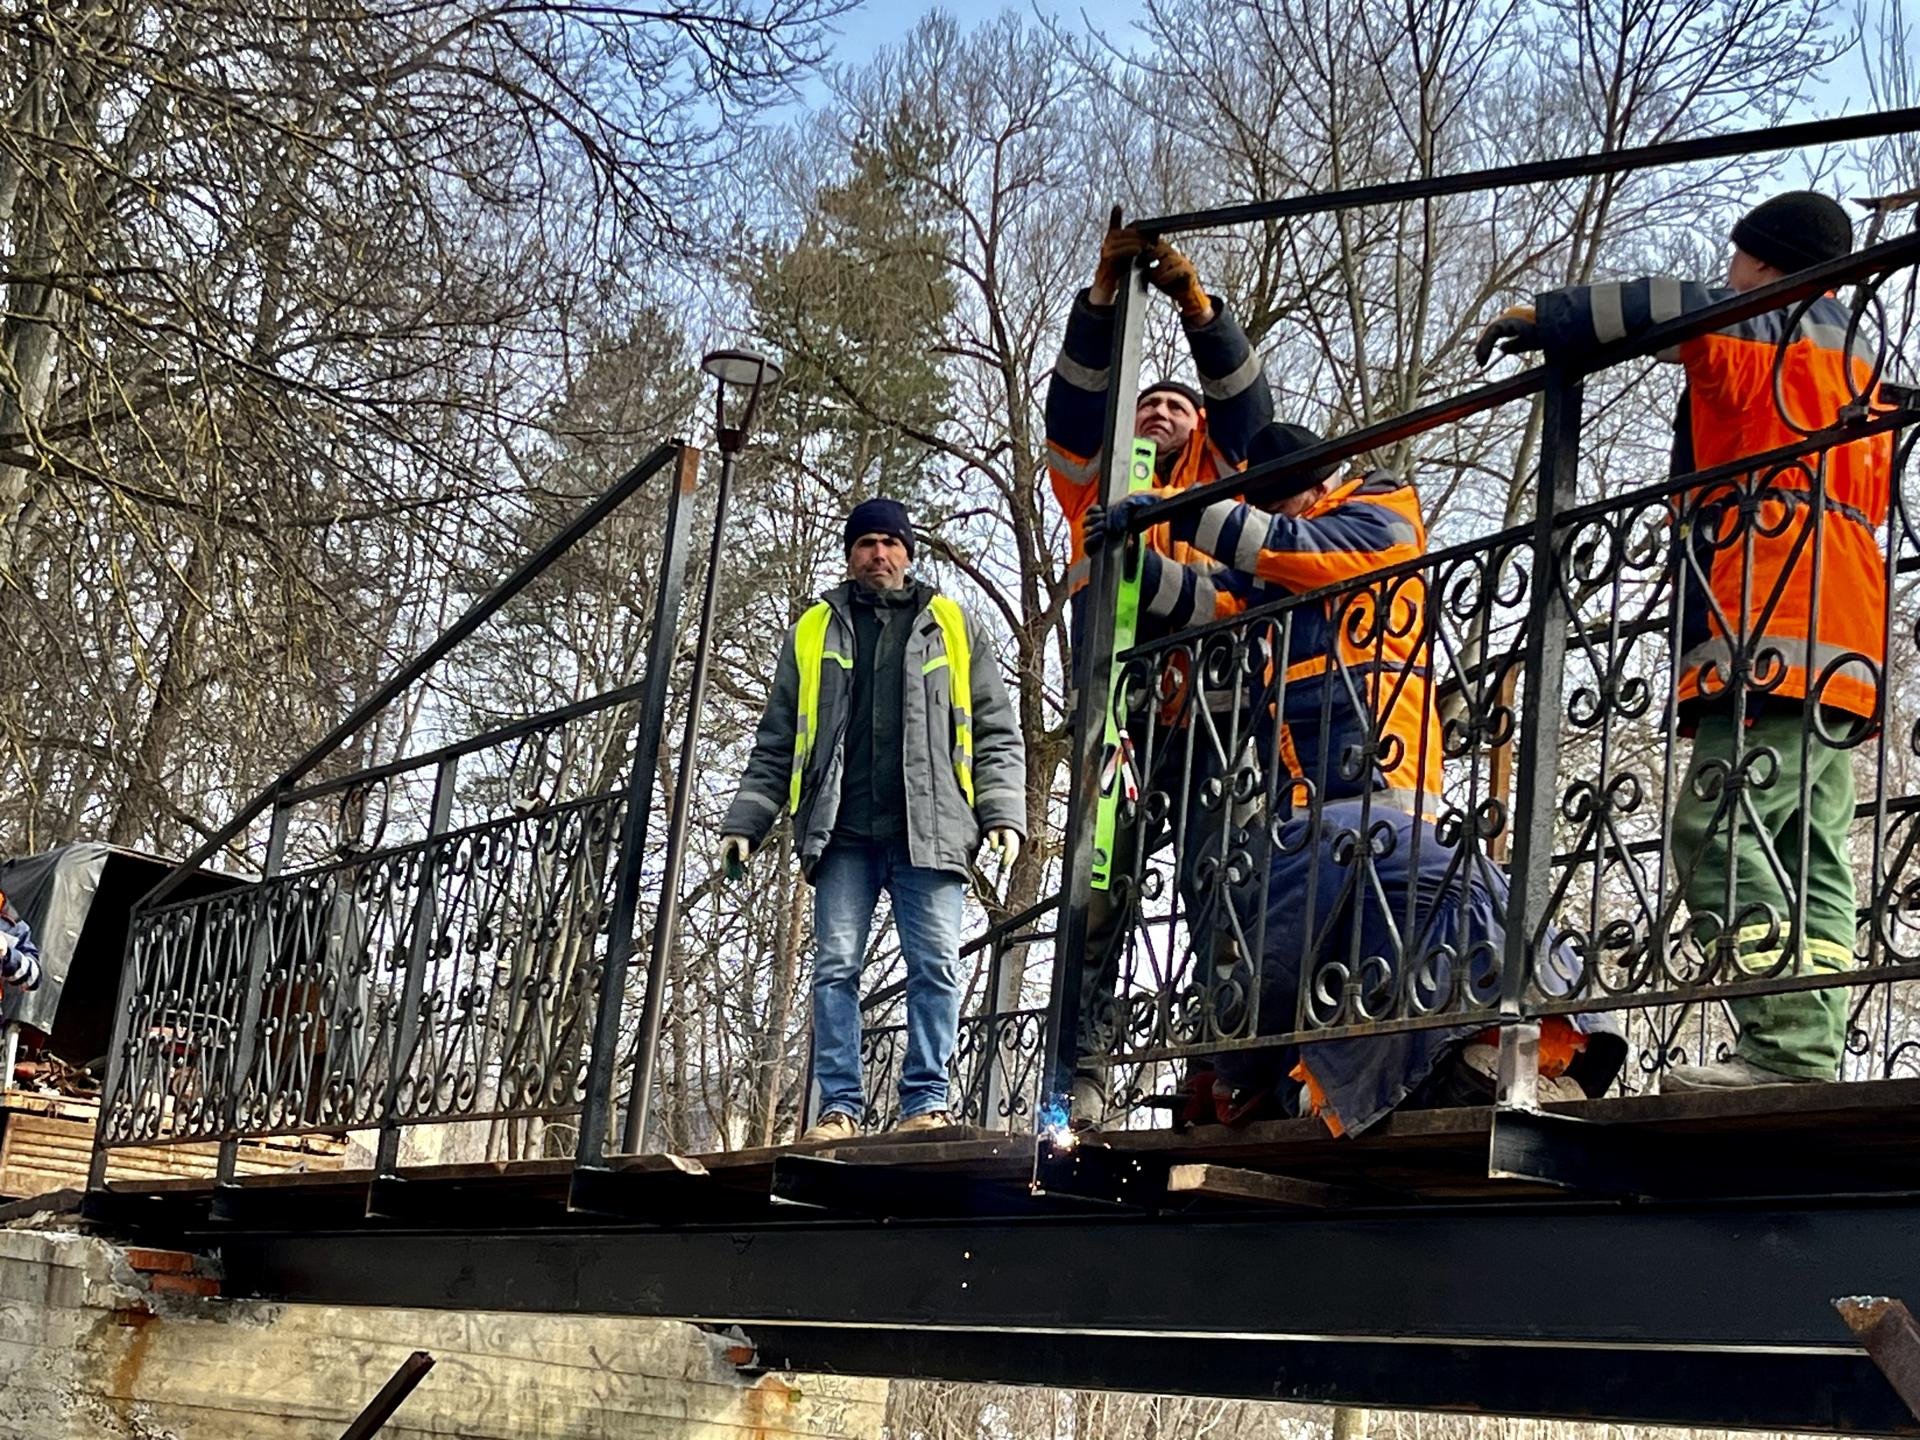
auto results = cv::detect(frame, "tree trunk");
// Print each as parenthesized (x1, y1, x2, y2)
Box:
(107, 536, 213, 847)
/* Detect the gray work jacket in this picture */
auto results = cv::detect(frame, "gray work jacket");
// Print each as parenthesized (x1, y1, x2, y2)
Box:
(721, 581, 1028, 878)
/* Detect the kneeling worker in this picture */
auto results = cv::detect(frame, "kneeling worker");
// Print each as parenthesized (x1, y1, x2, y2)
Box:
(720, 498, 1027, 1141)
(1214, 801, 1627, 1134)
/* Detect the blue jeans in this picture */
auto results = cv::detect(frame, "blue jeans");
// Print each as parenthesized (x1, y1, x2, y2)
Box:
(811, 839, 966, 1122)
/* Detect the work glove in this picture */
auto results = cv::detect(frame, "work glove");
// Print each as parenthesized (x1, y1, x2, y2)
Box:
(985, 828, 1021, 869)
(1083, 490, 1164, 542)
(1092, 206, 1149, 303)
(1144, 239, 1211, 323)
(719, 834, 751, 883)
(1473, 304, 1541, 367)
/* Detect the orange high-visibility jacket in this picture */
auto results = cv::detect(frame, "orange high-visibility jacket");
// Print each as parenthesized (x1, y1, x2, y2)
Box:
(1044, 289, 1275, 639)
(1535, 278, 1890, 721)
(1171, 472, 1445, 816)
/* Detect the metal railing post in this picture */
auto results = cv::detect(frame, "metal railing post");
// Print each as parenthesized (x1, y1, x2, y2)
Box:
(1040, 254, 1148, 1120)
(980, 934, 1014, 1128)
(621, 441, 740, 1153)
(1496, 369, 1583, 1108)
(216, 800, 292, 1187)
(370, 755, 458, 1206)
(573, 445, 702, 1173)
(87, 902, 160, 1195)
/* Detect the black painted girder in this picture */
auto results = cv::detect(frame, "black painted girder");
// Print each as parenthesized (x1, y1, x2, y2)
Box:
(745, 1328, 1920, 1437)
(208, 1195, 1920, 1353)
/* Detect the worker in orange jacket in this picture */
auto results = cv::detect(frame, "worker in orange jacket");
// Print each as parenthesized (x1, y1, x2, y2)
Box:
(1145, 424, 1447, 821)
(1099, 421, 1454, 1121)
(1474, 191, 1889, 1092)
(1046, 212, 1276, 1128)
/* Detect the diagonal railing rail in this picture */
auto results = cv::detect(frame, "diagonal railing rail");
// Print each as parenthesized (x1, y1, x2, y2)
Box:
(87, 443, 704, 1195)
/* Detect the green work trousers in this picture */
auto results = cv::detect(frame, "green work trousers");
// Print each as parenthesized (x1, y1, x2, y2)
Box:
(1670, 707, 1858, 1080)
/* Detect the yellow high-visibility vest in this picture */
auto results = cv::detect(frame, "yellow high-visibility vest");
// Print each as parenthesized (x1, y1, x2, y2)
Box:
(789, 595, 975, 812)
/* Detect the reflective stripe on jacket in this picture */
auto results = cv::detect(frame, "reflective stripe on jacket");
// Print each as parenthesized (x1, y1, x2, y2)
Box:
(1044, 289, 1276, 640)
(1534, 278, 1891, 721)
(1172, 471, 1444, 815)
(721, 582, 1027, 879)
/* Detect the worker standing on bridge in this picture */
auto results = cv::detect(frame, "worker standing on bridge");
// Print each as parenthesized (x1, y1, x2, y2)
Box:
(1473, 191, 1889, 1093)
(1047, 211, 1277, 1130)
(719, 498, 1027, 1142)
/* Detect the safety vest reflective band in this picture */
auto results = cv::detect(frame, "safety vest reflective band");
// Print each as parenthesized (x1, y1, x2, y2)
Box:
(926, 594, 975, 807)
(788, 596, 976, 813)
(790, 602, 851, 812)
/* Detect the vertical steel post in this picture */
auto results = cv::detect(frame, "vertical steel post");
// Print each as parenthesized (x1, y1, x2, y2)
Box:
(980, 932, 1014, 1128)
(572, 445, 702, 1172)
(1040, 254, 1149, 1114)
(621, 444, 739, 1153)
(216, 800, 292, 1186)
(88, 908, 152, 1194)
(372, 755, 458, 1193)
(1496, 371, 1583, 1109)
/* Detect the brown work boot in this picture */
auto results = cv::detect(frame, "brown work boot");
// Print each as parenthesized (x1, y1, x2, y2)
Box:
(800, 1111, 860, 1143)
(891, 1109, 954, 1134)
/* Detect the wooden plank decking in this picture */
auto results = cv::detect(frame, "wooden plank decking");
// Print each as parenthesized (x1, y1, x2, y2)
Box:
(65, 1076, 1920, 1236)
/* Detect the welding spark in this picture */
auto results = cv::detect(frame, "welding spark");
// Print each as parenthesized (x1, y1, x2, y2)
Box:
(1036, 1094, 1078, 1151)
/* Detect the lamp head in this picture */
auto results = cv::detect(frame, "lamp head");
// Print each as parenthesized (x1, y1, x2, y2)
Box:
(701, 347, 783, 454)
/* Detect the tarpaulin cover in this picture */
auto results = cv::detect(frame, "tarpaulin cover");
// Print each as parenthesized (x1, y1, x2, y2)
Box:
(0, 843, 110, 1035)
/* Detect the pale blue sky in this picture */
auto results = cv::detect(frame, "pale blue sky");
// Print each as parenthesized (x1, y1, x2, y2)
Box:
(807, 0, 1147, 78)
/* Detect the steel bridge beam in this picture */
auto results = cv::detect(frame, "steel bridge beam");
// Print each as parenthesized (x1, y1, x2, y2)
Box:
(210, 1196, 1920, 1352)
(748, 1329, 1918, 1436)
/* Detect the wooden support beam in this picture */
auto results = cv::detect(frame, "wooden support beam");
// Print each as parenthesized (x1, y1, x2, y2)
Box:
(1166, 1163, 1355, 1209)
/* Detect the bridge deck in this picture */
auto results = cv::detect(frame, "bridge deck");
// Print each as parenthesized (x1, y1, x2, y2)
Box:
(65, 1081, 1920, 1436)
(87, 1076, 1920, 1230)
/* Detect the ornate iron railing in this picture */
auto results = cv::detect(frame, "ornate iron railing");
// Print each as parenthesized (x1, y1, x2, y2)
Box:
(89, 442, 703, 1189)
(1047, 230, 1920, 1120)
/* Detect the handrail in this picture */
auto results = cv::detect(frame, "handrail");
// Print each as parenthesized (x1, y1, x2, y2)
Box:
(139, 442, 684, 911)
(1137, 107, 1920, 235)
(280, 677, 654, 806)
(1126, 229, 1920, 535)
(1121, 399, 1920, 663)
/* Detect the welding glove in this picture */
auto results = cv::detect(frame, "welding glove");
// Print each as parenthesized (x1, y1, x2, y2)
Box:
(1474, 304, 1541, 367)
(1145, 240, 1212, 323)
(1092, 206, 1149, 303)
(1084, 490, 1165, 542)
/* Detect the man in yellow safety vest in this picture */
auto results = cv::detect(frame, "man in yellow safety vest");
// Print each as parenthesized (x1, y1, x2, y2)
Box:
(720, 498, 1027, 1141)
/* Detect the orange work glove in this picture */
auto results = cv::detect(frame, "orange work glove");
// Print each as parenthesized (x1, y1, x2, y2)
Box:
(1092, 205, 1148, 302)
(1144, 239, 1211, 323)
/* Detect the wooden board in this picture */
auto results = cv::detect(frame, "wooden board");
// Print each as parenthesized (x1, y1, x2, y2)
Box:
(0, 1101, 349, 1201)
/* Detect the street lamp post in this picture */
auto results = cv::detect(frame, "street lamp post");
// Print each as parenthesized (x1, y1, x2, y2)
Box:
(620, 348, 781, 1152)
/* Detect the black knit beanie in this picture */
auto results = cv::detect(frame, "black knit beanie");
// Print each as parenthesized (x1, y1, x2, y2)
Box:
(1137, 379, 1203, 413)
(1731, 192, 1853, 275)
(1247, 421, 1339, 492)
(843, 496, 914, 559)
